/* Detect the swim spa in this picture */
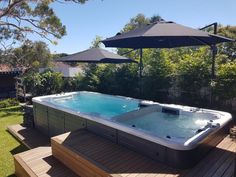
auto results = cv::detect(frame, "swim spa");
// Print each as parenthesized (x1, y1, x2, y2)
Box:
(33, 91, 139, 136)
(32, 91, 232, 168)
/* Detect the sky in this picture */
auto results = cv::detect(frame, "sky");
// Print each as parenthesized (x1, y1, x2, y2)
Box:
(43, 0, 236, 54)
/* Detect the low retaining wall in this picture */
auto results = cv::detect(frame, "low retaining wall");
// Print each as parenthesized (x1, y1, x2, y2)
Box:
(23, 104, 34, 127)
(33, 103, 86, 137)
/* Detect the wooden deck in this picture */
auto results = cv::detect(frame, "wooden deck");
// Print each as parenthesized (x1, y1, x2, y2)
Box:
(51, 130, 236, 177)
(14, 147, 78, 177)
(11, 125, 235, 177)
(7, 124, 50, 149)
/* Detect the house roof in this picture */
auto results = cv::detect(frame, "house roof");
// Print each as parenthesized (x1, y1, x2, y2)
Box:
(0, 64, 12, 72)
(54, 62, 72, 68)
(0, 64, 22, 75)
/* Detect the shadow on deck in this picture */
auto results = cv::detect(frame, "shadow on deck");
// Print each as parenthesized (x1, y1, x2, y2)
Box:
(52, 130, 236, 177)
(7, 124, 50, 149)
(8, 124, 236, 177)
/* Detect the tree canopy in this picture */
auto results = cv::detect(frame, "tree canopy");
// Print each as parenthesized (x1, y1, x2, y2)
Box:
(90, 35, 104, 48)
(0, 41, 52, 71)
(0, 0, 87, 48)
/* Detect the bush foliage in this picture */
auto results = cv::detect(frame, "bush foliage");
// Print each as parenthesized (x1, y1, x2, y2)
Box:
(23, 70, 64, 96)
(0, 98, 19, 108)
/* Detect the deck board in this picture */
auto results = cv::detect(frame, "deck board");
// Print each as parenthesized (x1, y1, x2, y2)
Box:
(222, 160, 235, 177)
(12, 125, 235, 177)
(14, 147, 78, 177)
(51, 130, 236, 177)
(7, 124, 50, 149)
(181, 136, 235, 177)
(202, 141, 236, 177)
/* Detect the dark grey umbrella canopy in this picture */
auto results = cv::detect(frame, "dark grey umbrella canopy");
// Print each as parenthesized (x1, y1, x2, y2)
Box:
(56, 48, 135, 63)
(102, 21, 233, 48)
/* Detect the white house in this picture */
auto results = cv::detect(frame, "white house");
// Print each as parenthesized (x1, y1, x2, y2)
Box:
(39, 62, 83, 77)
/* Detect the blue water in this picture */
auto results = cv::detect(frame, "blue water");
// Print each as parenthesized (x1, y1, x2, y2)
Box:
(50, 92, 139, 119)
(116, 112, 212, 139)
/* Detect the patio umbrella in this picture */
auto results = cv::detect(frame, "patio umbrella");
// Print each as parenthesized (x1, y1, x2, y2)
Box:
(56, 48, 136, 64)
(102, 21, 232, 48)
(102, 21, 233, 78)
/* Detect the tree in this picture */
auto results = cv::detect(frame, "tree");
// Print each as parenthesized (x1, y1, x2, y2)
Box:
(217, 26, 236, 62)
(23, 70, 63, 96)
(0, 0, 87, 48)
(150, 14, 163, 23)
(90, 35, 103, 48)
(52, 53, 69, 59)
(215, 62, 236, 101)
(177, 49, 211, 89)
(1, 41, 52, 71)
(79, 64, 100, 91)
(122, 14, 150, 33)
(142, 49, 174, 101)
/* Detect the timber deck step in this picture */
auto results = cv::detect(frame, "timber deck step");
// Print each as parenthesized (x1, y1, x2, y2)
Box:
(14, 147, 78, 177)
(51, 129, 236, 177)
(7, 124, 50, 149)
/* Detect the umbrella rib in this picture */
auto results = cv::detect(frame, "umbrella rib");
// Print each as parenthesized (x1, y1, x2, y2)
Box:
(189, 36, 211, 46)
(120, 48, 137, 55)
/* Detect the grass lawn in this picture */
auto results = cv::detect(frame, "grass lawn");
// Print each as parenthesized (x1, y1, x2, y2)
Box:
(0, 106, 28, 177)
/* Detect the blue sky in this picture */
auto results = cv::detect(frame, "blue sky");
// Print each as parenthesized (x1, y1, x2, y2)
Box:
(45, 0, 236, 54)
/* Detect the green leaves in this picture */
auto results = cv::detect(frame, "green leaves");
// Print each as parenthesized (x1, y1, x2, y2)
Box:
(0, 99, 19, 109)
(23, 70, 63, 96)
(122, 14, 150, 33)
(177, 53, 211, 90)
(2, 41, 52, 71)
(218, 26, 236, 61)
(0, 0, 86, 46)
(90, 36, 104, 48)
(215, 62, 236, 100)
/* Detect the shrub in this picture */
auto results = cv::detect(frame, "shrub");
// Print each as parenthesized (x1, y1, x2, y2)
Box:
(0, 98, 19, 108)
(215, 62, 236, 100)
(23, 70, 63, 96)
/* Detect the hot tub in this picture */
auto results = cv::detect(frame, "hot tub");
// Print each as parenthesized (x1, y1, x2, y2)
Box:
(32, 91, 232, 168)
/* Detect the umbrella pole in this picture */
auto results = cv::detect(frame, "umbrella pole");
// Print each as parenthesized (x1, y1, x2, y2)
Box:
(139, 48, 143, 78)
(139, 48, 143, 97)
(210, 23, 218, 107)
(210, 45, 217, 107)
(211, 45, 217, 79)
(201, 23, 218, 107)
(211, 23, 218, 80)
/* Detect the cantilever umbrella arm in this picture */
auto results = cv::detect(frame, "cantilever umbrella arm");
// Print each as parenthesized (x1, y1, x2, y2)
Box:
(199, 22, 218, 79)
(188, 35, 219, 79)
